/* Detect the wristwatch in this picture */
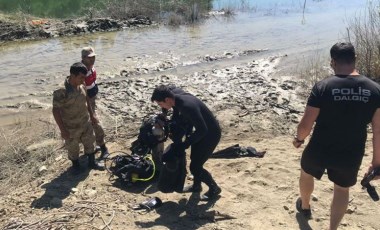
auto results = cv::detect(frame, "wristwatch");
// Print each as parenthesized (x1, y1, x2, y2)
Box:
(294, 136, 304, 144)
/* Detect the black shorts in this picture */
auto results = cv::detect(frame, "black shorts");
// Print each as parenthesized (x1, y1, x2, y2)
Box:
(301, 144, 364, 187)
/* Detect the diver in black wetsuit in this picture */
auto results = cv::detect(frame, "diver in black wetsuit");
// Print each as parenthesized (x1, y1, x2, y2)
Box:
(161, 85, 192, 142)
(151, 85, 222, 201)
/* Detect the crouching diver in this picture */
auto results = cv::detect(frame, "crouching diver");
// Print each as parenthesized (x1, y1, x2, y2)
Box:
(151, 85, 222, 201)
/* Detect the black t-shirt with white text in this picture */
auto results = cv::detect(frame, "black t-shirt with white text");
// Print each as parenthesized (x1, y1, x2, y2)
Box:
(307, 75, 380, 155)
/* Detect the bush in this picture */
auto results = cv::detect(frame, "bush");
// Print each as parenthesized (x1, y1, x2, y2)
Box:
(295, 51, 332, 97)
(297, 1, 380, 95)
(348, 1, 380, 79)
(85, 0, 213, 24)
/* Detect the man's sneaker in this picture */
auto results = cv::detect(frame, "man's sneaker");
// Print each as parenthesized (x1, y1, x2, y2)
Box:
(296, 197, 312, 219)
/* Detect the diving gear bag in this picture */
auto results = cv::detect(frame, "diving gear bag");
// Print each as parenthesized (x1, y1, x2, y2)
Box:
(157, 144, 186, 193)
(107, 154, 155, 184)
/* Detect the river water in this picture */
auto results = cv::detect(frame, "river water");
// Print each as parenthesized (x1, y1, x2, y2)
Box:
(0, 0, 368, 113)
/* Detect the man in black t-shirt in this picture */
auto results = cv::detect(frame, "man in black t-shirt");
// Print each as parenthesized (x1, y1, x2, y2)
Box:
(293, 42, 380, 229)
(151, 85, 222, 201)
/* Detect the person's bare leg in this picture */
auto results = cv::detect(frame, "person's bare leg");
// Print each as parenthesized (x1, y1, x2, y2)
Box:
(329, 184, 349, 230)
(299, 169, 314, 209)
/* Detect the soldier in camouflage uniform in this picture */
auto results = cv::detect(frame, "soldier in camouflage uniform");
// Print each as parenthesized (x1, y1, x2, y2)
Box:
(52, 62, 104, 171)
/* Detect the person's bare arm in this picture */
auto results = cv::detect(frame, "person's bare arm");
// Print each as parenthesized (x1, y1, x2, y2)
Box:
(52, 107, 70, 139)
(293, 106, 320, 148)
(370, 108, 380, 178)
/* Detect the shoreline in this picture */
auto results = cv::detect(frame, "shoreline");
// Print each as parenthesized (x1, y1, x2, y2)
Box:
(0, 54, 303, 133)
(0, 15, 154, 43)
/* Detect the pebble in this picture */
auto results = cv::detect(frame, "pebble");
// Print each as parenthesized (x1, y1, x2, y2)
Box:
(0, 208, 6, 217)
(85, 189, 97, 198)
(39, 166, 47, 173)
(55, 155, 63, 161)
(346, 207, 356, 214)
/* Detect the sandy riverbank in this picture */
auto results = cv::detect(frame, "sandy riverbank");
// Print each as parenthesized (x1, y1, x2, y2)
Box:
(0, 55, 379, 230)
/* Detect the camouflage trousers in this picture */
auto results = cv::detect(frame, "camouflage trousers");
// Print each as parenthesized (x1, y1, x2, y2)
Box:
(66, 121, 96, 160)
(88, 96, 105, 146)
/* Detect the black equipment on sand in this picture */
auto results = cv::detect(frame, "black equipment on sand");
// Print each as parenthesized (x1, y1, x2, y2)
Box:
(361, 167, 380, 201)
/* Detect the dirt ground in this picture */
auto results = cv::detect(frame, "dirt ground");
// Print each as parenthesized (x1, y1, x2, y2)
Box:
(0, 56, 380, 230)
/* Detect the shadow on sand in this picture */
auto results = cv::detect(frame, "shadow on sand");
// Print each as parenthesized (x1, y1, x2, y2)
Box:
(30, 156, 91, 210)
(109, 174, 160, 194)
(135, 192, 235, 229)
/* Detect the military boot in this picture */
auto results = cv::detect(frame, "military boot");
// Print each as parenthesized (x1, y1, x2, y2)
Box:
(88, 154, 105, 170)
(97, 145, 110, 160)
(71, 160, 82, 173)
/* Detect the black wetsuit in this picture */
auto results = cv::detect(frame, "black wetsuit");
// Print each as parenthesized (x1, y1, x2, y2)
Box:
(164, 86, 192, 143)
(174, 93, 221, 187)
(302, 74, 380, 187)
(168, 86, 188, 126)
